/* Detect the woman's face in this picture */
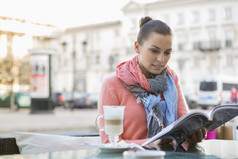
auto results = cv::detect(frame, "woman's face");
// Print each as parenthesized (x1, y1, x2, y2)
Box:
(135, 32, 172, 78)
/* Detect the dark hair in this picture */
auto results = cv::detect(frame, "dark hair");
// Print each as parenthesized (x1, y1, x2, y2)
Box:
(137, 16, 172, 45)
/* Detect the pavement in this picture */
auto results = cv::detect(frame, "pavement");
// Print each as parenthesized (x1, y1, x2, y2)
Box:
(0, 106, 208, 138)
(0, 107, 99, 137)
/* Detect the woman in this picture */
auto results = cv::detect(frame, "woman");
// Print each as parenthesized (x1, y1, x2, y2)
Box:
(97, 16, 207, 148)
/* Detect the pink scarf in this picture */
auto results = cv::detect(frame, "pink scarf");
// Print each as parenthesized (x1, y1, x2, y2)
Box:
(116, 56, 151, 92)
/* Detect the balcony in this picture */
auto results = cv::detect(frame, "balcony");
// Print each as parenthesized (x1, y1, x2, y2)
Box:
(197, 40, 221, 52)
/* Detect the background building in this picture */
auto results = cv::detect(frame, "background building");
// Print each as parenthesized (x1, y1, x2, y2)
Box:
(54, 21, 124, 94)
(3, 0, 235, 97)
(54, 0, 238, 96)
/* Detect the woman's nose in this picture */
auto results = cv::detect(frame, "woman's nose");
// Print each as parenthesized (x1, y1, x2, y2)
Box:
(156, 54, 164, 62)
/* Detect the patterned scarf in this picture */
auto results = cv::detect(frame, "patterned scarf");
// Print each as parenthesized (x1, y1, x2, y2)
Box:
(116, 56, 178, 137)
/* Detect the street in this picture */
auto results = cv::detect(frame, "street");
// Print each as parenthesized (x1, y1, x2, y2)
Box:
(0, 107, 99, 137)
(0, 106, 211, 137)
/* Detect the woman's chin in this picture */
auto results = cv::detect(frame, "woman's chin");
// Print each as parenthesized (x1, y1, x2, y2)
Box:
(150, 70, 163, 75)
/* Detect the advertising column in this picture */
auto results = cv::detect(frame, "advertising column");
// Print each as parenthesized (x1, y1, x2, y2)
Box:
(30, 53, 53, 114)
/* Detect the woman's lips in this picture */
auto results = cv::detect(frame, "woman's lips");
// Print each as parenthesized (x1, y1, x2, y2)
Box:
(152, 64, 164, 69)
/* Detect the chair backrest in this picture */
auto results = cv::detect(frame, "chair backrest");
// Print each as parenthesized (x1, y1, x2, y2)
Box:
(0, 137, 20, 155)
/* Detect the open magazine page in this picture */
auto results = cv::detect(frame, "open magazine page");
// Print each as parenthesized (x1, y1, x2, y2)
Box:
(208, 104, 238, 131)
(142, 111, 210, 146)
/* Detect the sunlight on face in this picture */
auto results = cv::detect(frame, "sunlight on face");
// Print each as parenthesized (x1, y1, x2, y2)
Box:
(136, 33, 172, 78)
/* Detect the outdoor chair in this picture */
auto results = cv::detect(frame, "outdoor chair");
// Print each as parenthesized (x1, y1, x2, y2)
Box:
(0, 137, 20, 155)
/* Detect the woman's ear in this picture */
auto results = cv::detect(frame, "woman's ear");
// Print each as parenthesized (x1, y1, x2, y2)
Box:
(134, 41, 140, 53)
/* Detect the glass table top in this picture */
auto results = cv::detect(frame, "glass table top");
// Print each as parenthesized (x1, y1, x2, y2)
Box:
(0, 139, 237, 159)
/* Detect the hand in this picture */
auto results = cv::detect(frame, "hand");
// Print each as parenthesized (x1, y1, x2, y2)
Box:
(149, 138, 177, 151)
(182, 127, 207, 145)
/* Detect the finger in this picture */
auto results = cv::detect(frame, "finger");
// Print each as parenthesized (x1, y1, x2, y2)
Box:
(191, 130, 198, 143)
(202, 127, 207, 139)
(149, 139, 161, 147)
(159, 143, 175, 151)
(149, 142, 161, 150)
(150, 138, 172, 148)
(206, 119, 217, 129)
(196, 129, 202, 142)
(182, 132, 193, 144)
(159, 138, 173, 145)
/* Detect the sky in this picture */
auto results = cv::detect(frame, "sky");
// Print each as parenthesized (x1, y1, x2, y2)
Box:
(0, 0, 131, 29)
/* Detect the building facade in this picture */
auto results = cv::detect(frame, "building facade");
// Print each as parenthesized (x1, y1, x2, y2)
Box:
(54, 0, 238, 96)
(54, 21, 124, 94)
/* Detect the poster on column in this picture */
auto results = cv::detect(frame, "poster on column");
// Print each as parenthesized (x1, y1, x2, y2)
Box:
(30, 55, 49, 98)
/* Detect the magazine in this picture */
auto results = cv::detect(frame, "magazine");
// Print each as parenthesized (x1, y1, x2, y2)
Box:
(142, 104, 238, 146)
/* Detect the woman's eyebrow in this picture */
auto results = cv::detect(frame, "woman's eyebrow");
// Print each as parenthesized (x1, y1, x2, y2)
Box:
(151, 45, 172, 51)
(151, 45, 161, 50)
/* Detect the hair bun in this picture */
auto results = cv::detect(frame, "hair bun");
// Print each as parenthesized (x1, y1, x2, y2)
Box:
(139, 16, 153, 29)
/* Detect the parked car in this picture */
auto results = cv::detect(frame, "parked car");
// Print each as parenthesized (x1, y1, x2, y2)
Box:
(52, 92, 66, 108)
(72, 93, 99, 109)
(62, 91, 80, 109)
(0, 92, 31, 109)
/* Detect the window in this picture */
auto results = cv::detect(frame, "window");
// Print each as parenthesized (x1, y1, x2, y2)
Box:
(193, 56, 200, 67)
(177, 34, 185, 50)
(226, 54, 233, 67)
(96, 55, 100, 65)
(177, 13, 184, 24)
(192, 32, 200, 50)
(223, 83, 238, 91)
(178, 43, 184, 50)
(200, 81, 217, 91)
(208, 30, 216, 41)
(209, 55, 217, 67)
(225, 40, 232, 48)
(108, 54, 117, 71)
(208, 9, 215, 21)
(225, 29, 233, 48)
(192, 11, 199, 22)
(193, 42, 200, 50)
(224, 7, 232, 19)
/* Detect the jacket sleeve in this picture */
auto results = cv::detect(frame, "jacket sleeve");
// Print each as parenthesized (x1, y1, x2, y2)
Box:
(97, 75, 121, 143)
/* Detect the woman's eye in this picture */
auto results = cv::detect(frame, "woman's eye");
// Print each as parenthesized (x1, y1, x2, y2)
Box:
(151, 49, 158, 53)
(165, 51, 171, 55)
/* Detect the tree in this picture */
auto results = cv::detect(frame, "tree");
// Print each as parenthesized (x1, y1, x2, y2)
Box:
(0, 33, 31, 111)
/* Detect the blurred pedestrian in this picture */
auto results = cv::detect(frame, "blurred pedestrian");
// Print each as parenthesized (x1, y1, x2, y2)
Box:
(230, 86, 238, 104)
